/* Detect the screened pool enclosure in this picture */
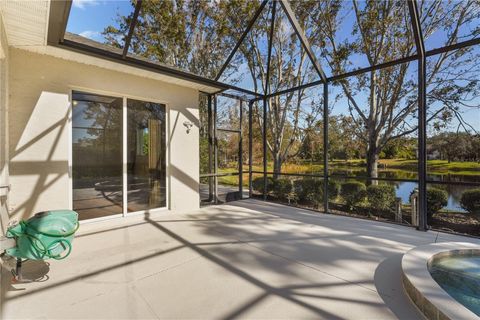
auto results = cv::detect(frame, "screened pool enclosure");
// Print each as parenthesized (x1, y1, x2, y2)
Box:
(51, 0, 480, 236)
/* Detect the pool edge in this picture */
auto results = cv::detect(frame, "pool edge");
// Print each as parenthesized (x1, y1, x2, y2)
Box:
(401, 242, 480, 320)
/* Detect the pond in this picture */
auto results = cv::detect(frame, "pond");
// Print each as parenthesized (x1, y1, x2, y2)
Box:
(328, 169, 480, 213)
(396, 181, 470, 212)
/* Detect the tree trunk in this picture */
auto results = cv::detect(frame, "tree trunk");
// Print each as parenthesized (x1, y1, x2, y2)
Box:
(366, 70, 379, 185)
(273, 152, 282, 180)
(366, 145, 379, 185)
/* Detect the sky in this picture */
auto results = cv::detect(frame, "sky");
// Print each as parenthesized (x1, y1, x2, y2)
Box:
(67, 0, 133, 42)
(66, 0, 479, 70)
(67, 0, 479, 133)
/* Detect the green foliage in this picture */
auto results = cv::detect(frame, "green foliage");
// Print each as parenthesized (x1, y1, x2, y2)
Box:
(426, 188, 448, 218)
(272, 178, 294, 201)
(293, 178, 323, 207)
(103, 0, 263, 79)
(327, 180, 341, 200)
(379, 138, 417, 160)
(106, 1, 480, 187)
(293, 177, 340, 205)
(252, 176, 274, 195)
(328, 116, 365, 160)
(293, 178, 340, 208)
(429, 132, 480, 163)
(297, 127, 324, 162)
(366, 184, 396, 211)
(460, 189, 480, 214)
(340, 181, 367, 208)
(199, 137, 210, 174)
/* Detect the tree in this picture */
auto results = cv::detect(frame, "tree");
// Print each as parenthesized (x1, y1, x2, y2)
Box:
(470, 135, 480, 162)
(104, 0, 322, 177)
(103, 0, 256, 78)
(429, 132, 479, 162)
(298, 118, 323, 162)
(380, 137, 416, 159)
(328, 115, 365, 160)
(199, 94, 210, 174)
(102, 0, 480, 179)
(231, 3, 324, 178)
(299, 0, 480, 178)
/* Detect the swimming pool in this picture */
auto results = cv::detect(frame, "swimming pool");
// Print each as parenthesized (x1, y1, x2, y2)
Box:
(402, 243, 480, 320)
(429, 251, 480, 317)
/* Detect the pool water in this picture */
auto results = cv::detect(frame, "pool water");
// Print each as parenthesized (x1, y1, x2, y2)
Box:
(429, 252, 480, 317)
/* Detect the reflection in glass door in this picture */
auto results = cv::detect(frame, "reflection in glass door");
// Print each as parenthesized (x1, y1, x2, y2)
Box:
(72, 92, 123, 220)
(72, 92, 167, 220)
(127, 99, 166, 212)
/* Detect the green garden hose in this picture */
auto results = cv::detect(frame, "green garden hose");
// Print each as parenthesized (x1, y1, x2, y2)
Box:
(7, 219, 79, 260)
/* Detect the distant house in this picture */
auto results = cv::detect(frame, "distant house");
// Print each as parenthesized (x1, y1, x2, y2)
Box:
(427, 149, 441, 160)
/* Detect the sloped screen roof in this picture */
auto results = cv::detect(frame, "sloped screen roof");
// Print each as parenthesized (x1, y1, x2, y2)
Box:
(60, 0, 480, 98)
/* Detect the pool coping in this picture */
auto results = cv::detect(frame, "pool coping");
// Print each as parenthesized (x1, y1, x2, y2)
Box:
(402, 242, 480, 320)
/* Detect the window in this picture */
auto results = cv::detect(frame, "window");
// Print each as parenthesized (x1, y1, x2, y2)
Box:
(127, 99, 166, 212)
(72, 91, 166, 220)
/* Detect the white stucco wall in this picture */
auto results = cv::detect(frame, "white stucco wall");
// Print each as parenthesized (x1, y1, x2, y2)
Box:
(8, 47, 200, 221)
(0, 14, 9, 233)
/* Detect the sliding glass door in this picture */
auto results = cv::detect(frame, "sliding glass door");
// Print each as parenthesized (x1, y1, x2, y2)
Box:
(127, 99, 166, 212)
(72, 91, 167, 220)
(72, 92, 123, 219)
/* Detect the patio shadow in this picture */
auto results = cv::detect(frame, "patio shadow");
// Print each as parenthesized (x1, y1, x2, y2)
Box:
(374, 254, 422, 319)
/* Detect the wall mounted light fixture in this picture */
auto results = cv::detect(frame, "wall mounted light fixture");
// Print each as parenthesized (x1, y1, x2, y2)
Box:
(183, 121, 193, 134)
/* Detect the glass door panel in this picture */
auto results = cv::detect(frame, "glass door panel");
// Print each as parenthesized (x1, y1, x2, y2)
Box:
(72, 91, 123, 220)
(216, 130, 242, 203)
(127, 99, 166, 212)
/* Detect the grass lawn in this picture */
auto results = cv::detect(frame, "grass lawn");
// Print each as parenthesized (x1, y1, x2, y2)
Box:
(332, 158, 480, 173)
(379, 159, 480, 176)
(212, 159, 480, 186)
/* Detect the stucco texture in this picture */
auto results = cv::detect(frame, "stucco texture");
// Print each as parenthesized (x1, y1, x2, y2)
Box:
(8, 47, 200, 221)
(0, 13, 9, 233)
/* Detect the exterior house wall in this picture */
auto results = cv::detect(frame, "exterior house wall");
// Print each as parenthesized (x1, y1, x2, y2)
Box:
(8, 47, 200, 221)
(0, 14, 9, 234)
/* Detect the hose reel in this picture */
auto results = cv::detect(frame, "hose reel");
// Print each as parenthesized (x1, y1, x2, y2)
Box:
(2, 210, 79, 282)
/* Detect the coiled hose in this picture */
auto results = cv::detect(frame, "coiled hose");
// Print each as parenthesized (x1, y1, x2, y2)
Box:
(8, 221, 80, 260)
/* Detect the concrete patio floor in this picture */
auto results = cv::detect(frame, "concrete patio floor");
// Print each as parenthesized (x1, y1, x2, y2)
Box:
(1, 199, 479, 319)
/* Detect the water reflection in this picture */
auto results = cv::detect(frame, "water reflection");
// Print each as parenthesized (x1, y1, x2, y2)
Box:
(396, 181, 469, 212)
(329, 168, 480, 184)
(326, 168, 479, 213)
